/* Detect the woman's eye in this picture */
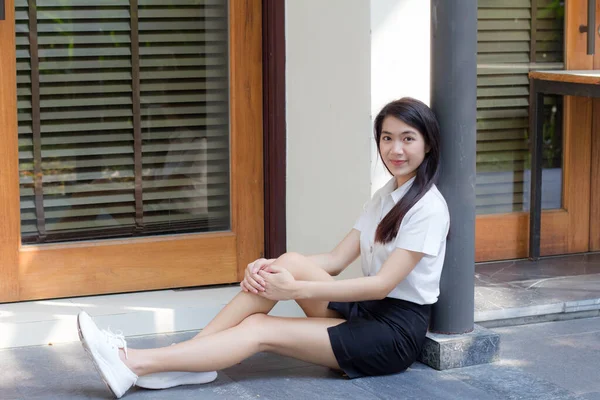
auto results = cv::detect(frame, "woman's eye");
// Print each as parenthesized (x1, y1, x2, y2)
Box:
(404, 137, 414, 142)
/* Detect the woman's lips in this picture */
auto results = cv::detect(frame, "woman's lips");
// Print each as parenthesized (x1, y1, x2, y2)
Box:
(390, 160, 407, 166)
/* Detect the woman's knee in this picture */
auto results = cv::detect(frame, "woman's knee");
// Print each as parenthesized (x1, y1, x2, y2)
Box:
(273, 252, 306, 276)
(275, 252, 303, 267)
(275, 252, 333, 282)
(238, 313, 272, 351)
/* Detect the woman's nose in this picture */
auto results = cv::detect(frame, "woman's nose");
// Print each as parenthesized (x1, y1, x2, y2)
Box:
(392, 142, 404, 154)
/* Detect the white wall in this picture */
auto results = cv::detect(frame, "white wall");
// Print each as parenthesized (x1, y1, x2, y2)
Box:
(285, 0, 371, 278)
(284, 0, 431, 278)
(370, 0, 430, 194)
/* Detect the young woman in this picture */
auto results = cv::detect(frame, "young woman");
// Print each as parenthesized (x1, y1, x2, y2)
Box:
(77, 97, 450, 398)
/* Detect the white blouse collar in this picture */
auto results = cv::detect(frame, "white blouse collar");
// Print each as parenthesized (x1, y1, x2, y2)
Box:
(381, 176, 416, 205)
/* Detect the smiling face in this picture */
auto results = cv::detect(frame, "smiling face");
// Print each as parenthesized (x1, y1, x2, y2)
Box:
(379, 115, 429, 188)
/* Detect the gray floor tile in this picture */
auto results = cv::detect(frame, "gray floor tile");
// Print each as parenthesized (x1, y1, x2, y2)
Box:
(11, 375, 253, 400)
(475, 273, 600, 314)
(0, 388, 24, 400)
(3, 316, 599, 400)
(496, 329, 600, 395)
(128, 334, 174, 349)
(350, 364, 499, 400)
(125, 374, 258, 400)
(444, 364, 581, 400)
(0, 350, 23, 399)
(510, 273, 600, 292)
(581, 392, 600, 400)
(476, 254, 600, 285)
(0, 343, 96, 396)
(475, 285, 542, 311)
(222, 352, 313, 377)
(223, 365, 376, 400)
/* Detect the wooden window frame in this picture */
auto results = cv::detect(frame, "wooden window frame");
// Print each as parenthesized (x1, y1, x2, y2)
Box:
(0, 0, 268, 302)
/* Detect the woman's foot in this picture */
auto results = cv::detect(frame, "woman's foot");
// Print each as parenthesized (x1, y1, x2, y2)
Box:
(136, 370, 218, 389)
(77, 312, 137, 398)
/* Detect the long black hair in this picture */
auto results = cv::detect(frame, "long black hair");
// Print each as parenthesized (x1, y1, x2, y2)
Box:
(374, 97, 441, 244)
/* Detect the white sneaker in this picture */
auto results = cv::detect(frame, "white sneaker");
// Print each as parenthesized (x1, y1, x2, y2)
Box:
(77, 312, 138, 398)
(136, 370, 218, 389)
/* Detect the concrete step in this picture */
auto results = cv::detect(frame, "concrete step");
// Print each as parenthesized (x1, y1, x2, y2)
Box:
(476, 298, 600, 328)
(475, 272, 600, 328)
(0, 285, 305, 349)
(2, 283, 599, 349)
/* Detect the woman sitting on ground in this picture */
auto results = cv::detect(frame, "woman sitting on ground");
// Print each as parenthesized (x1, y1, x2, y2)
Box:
(77, 97, 450, 399)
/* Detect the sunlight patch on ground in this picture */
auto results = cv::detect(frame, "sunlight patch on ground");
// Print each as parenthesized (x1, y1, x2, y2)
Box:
(123, 306, 173, 312)
(0, 311, 15, 318)
(0, 323, 16, 348)
(496, 358, 530, 367)
(36, 301, 96, 308)
(42, 315, 79, 346)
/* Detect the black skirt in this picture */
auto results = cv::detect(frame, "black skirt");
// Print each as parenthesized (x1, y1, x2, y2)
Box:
(327, 297, 431, 379)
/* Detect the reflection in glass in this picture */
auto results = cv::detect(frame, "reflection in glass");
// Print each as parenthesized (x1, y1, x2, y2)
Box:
(476, 1, 564, 214)
(16, 0, 230, 243)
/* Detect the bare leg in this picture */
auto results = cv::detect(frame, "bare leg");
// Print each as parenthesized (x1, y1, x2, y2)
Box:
(124, 314, 344, 375)
(197, 252, 340, 338)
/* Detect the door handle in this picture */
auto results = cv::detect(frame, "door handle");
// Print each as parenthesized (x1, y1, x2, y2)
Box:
(579, 0, 596, 55)
(0, 0, 4, 21)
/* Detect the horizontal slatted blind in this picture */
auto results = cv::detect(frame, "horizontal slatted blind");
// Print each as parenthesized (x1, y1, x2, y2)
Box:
(476, 0, 564, 215)
(16, 0, 230, 243)
(139, 0, 230, 230)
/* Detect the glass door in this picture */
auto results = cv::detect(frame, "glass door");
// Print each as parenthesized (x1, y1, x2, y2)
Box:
(475, 0, 592, 261)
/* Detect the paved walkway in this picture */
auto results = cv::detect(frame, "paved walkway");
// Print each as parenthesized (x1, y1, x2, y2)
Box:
(1, 316, 599, 400)
(476, 253, 600, 325)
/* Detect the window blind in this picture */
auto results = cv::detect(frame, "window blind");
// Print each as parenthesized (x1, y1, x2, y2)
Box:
(16, 0, 230, 243)
(476, 0, 564, 214)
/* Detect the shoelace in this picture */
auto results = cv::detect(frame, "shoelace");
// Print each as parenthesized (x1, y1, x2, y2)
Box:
(102, 328, 129, 359)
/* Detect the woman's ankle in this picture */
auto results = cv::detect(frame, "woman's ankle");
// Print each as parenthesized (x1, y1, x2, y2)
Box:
(119, 348, 147, 376)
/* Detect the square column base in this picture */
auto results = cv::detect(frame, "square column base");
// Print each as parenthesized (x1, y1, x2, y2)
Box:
(418, 324, 500, 370)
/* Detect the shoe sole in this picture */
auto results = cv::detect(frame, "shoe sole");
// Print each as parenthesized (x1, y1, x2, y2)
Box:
(77, 313, 120, 399)
(136, 371, 218, 389)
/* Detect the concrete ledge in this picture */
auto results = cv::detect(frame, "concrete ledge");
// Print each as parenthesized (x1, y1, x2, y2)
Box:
(475, 297, 600, 328)
(3, 287, 599, 349)
(0, 287, 306, 349)
(479, 309, 600, 329)
(418, 324, 500, 370)
(475, 303, 564, 322)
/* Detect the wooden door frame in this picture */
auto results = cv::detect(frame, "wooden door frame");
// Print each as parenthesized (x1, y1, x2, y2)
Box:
(592, 106, 600, 251)
(475, 1, 592, 262)
(0, 0, 20, 302)
(0, 0, 266, 302)
(262, 0, 287, 259)
(590, 0, 600, 252)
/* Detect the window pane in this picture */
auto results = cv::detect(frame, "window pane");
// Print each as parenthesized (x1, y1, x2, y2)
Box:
(476, 0, 565, 215)
(16, 0, 230, 243)
(139, 1, 230, 232)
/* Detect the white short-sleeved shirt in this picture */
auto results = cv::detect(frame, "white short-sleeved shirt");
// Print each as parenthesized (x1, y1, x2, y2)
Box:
(353, 177, 450, 305)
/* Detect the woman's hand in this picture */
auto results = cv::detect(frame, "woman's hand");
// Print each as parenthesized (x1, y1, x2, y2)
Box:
(240, 258, 274, 294)
(257, 265, 298, 301)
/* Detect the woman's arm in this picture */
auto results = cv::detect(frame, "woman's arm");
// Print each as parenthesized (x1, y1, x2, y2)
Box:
(307, 229, 361, 276)
(294, 247, 424, 302)
(242, 230, 360, 293)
